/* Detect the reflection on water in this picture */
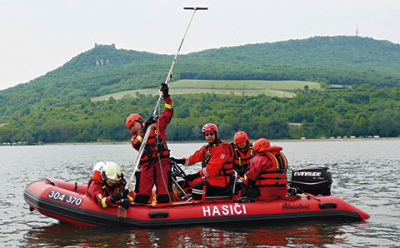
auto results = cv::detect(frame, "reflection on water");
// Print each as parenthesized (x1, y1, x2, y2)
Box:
(1, 140, 400, 247)
(23, 220, 348, 247)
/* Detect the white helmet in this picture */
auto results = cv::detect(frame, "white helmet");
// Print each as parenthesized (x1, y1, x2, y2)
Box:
(100, 162, 121, 181)
(93, 161, 106, 173)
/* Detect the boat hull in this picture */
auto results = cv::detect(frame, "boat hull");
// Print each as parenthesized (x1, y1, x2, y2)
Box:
(24, 179, 370, 227)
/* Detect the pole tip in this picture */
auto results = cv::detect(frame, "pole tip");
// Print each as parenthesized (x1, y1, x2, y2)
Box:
(184, 7, 208, 10)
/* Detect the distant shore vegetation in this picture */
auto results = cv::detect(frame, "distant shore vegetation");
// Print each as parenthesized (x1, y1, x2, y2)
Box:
(1, 83, 399, 144)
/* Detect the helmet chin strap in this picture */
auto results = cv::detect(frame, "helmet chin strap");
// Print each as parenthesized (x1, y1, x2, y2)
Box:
(208, 137, 220, 146)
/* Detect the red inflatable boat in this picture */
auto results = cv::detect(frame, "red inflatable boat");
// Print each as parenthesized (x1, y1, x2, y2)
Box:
(24, 178, 370, 227)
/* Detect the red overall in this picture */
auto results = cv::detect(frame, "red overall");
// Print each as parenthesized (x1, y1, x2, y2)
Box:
(184, 140, 234, 199)
(186, 141, 234, 187)
(232, 142, 254, 177)
(241, 146, 289, 201)
(86, 171, 131, 208)
(131, 96, 173, 203)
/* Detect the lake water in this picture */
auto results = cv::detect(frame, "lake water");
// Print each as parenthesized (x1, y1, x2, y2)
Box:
(1, 140, 399, 247)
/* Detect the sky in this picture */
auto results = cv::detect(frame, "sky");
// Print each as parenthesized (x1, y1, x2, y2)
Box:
(1, 0, 400, 91)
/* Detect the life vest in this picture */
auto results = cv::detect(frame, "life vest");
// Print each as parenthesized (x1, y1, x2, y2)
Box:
(232, 143, 254, 176)
(139, 123, 170, 165)
(202, 141, 234, 184)
(86, 171, 103, 193)
(255, 146, 288, 187)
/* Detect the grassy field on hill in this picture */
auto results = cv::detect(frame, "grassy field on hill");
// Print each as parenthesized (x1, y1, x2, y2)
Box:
(92, 80, 320, 101)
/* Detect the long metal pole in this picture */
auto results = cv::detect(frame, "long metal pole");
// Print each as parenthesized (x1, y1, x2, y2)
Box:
(152, 7, 207, 116)
(126, 7, 208, 189)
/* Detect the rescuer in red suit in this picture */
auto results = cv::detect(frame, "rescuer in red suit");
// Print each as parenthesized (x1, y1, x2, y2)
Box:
(234, 138, 289, 201)
(171, 123, 234, 200)
(231, 131, 254, 177)
(86, 161, 133, 209)
(126, 83, 173, 204)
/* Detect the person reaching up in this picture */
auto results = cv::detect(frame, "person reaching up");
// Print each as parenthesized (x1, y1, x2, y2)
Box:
(126, 83, 174, 204)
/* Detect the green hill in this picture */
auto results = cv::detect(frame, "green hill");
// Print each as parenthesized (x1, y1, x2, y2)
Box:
(186, 36, 400, 76)
(1, 36, 400, 143)
(1, 36, 400, 117)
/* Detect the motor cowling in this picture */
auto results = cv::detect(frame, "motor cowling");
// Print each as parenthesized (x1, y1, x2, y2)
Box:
(289, 166, 332, 196)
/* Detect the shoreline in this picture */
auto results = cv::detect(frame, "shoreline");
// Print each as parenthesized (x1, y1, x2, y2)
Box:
(2, 137, 399, 147)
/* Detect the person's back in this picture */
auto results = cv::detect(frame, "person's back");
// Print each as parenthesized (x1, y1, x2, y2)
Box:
(235, 138, 288, 201)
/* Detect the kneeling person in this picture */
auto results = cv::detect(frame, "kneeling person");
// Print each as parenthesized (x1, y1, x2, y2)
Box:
(86, 161, 133, 209)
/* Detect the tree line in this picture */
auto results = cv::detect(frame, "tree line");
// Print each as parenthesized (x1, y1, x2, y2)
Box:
(1, 85, 399, 144)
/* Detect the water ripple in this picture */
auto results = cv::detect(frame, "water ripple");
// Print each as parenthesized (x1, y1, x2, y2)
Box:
(1, 140, 399, 247)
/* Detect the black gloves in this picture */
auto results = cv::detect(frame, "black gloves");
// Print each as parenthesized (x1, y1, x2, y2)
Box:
(160, 83, 170, 99)
(185, 172, 201, 181)
(121, 189, 129, 198)
(109, 189, 129, 203)
(145, 117, 157, 129)
(141, 116, 157, 133)
(171, 157, 185, 165)
(110, 192, 123, 203)
(119, 199, 130, 209)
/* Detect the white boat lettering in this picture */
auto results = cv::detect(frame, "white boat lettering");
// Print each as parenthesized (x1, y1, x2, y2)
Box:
(203, 204, 247, 217)
(293, 171, 322, 177)
(212, 206, 221, 216)
(222, 205, 229, 215)
(282, 203, 310, 210)
(234, 204, 242, 214)
(47, 190, 83, 206)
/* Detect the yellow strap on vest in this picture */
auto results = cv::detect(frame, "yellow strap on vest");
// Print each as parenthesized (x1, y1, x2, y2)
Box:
(266, 152, 280, 170)
(137, 135, 143, 142)
(165, 103, 172, 109)
(101, 197, 108, 208)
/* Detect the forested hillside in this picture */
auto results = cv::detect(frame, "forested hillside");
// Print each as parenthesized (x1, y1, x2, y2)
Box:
(2, 36, 400, 102)
(0, 36, 399, 143)
(1, 86, 399, 144)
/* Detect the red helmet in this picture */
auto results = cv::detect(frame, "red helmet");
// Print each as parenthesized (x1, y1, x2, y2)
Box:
(202, 123, 218, 134)
(126, 113, 143, 129)
(253, 138, 271, 153)
(234, 131, 249, 144)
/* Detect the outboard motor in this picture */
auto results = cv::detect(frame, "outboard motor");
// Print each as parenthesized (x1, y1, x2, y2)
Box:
(289, 166, 332, 196)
